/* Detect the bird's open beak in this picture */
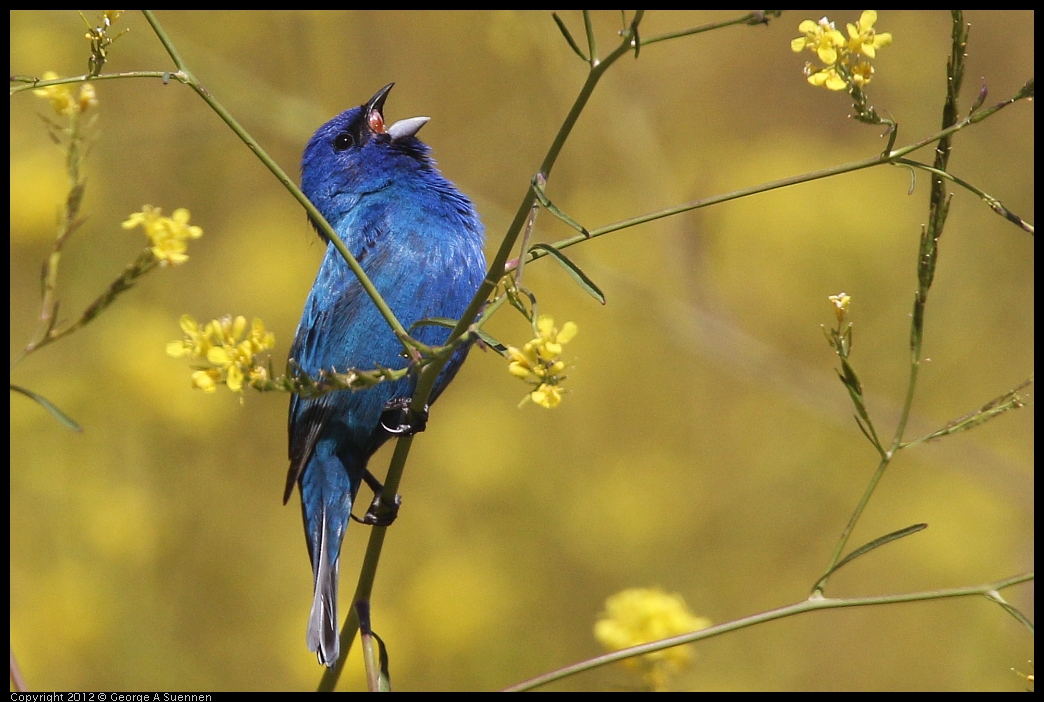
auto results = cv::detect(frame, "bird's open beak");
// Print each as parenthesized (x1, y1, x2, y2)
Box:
(366, 83, 394, 117)
(387, 116, 429, 140)
(365, 83, 430, 141)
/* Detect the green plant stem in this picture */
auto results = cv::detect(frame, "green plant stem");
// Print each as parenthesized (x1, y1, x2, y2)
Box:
(901, 377, 1032, 448)
(985, 589, 1036, 634)
(505, 572, 1034, 691)
(819, 12, 970, 591)
(319, 12, 649, 689)
(15, 110, 89, 365)
(639, 11, 778, 47)
(355, 599, 380, 692)
(317, 438, 408, 692)
(449, 11, 647, 350)
(510, 80, 1032, 270)
(10, 71, 180, 95)
(139, 11, 409, 345)
(818, 453, 891, 592)
(582, 10, 598, 65)
(893, 158, 1033, 234)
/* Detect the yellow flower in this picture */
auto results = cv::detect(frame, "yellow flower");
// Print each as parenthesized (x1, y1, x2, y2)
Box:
(77, 82, 99, 112)
(846, 10, 892, 58)
(150, 235, 190, 265)
(594, 588, 711, 691)
(32, 71, 98, 116)
(191, 368, 221, 393)
(505, 315, 577, 409)
(33, 72, 75, 115)
(225, 363, 245, 393)
(169, 314, 275, 395)
(507, 345, 541, 382)
(530, 383, 563, 409)
(123, 206, 204, 266)
(828, 292, 851, 324)
(248, 365, 270, 386)
(167, 208, 204, 241)
(851, 61, 875, 86)
(535, 314, 577, 357)
(791, 18, 845, 65)
(248, 317, 277, 354)
(219, 315, 248, 348)
(795, 12, 891, 93)
(166, 314, 213, 359)
(806, 65, 847, 91)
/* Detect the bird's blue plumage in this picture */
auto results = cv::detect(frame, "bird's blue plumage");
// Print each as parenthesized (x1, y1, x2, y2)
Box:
(287, 85, 485, 666)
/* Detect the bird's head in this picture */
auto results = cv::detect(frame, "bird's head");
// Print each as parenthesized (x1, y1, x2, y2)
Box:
(301, 83, 432, 224)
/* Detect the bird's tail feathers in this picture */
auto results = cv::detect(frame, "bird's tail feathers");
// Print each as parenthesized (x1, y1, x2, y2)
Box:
(307, 509, 340, 667)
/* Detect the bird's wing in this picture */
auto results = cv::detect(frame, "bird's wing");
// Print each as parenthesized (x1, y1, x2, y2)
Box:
(285, 244, 414, 499)
(286, 203, 484, 498)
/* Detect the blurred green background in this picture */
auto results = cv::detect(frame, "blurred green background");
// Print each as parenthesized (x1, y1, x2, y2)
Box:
(10, 10, 1033, 691)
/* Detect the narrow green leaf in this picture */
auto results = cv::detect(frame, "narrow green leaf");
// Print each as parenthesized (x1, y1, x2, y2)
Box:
(582, 10, 598, 63)
(530, 175, 590, 238)
(853, 414, 875, 448)
(508, 295, 529, 319)
(408, 317, 457, 333)
(813, 523, 928, 593)
(839, 358, 863, 397)
(835, 523, 929, 572)
(505, 285, 537, 321)
(373, 631, 392, 691)
(552, 13, 588, 62)
(983, 590, 1035, 634)
(474, 329, 508, 355)
(11, 384, 82, 432)
(411, 316, 510, 355)
(905, 378, 1032, 447)
(530, 243, 606, 304)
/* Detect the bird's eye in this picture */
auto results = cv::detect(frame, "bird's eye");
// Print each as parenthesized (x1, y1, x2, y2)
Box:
(333, 133, 354, 151)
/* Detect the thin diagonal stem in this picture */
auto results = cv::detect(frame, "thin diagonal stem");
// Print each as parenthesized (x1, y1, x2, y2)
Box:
(505, 572, 1034, 691)
(582, 10, 598, 65)
(640, 11, 776, 47)
(822, 12, 969, 590)
(512, 81, 1031, 270)
(894, 158, 1033, 234)
(318, 12, 649, 690)
(819, 454, 891, 590)
(140, 11, 409, 342)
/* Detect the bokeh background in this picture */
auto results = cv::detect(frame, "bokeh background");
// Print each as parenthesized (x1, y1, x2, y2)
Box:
(10, 10, 1033, 691)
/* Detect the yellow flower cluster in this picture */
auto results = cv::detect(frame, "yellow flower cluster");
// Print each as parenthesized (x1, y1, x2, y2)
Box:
(594, 587, 711, 691)
(792, 11, 892, 91)
(122, 206, 203, 266)
(506, 315, 577, 408)
(32, 71, 98, 116)
(828, 291, 852, 324)
(167, 314, 276, 394)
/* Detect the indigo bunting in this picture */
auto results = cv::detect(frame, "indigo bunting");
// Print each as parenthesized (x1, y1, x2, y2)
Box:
(285, 84, 486, 666)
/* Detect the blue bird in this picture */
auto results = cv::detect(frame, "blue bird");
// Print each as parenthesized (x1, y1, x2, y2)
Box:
(285, 84, 486, 666)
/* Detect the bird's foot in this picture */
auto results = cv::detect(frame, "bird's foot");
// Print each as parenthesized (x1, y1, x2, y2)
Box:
(350, 469, 401, 527)
(354, 491, 402, 527)
(380, 397, 429, 436)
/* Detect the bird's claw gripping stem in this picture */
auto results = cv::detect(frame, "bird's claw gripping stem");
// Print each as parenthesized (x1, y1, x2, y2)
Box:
(380, 396, 429, 436)
(350, 469, 402, 527)
(357, 491, 402, 527)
